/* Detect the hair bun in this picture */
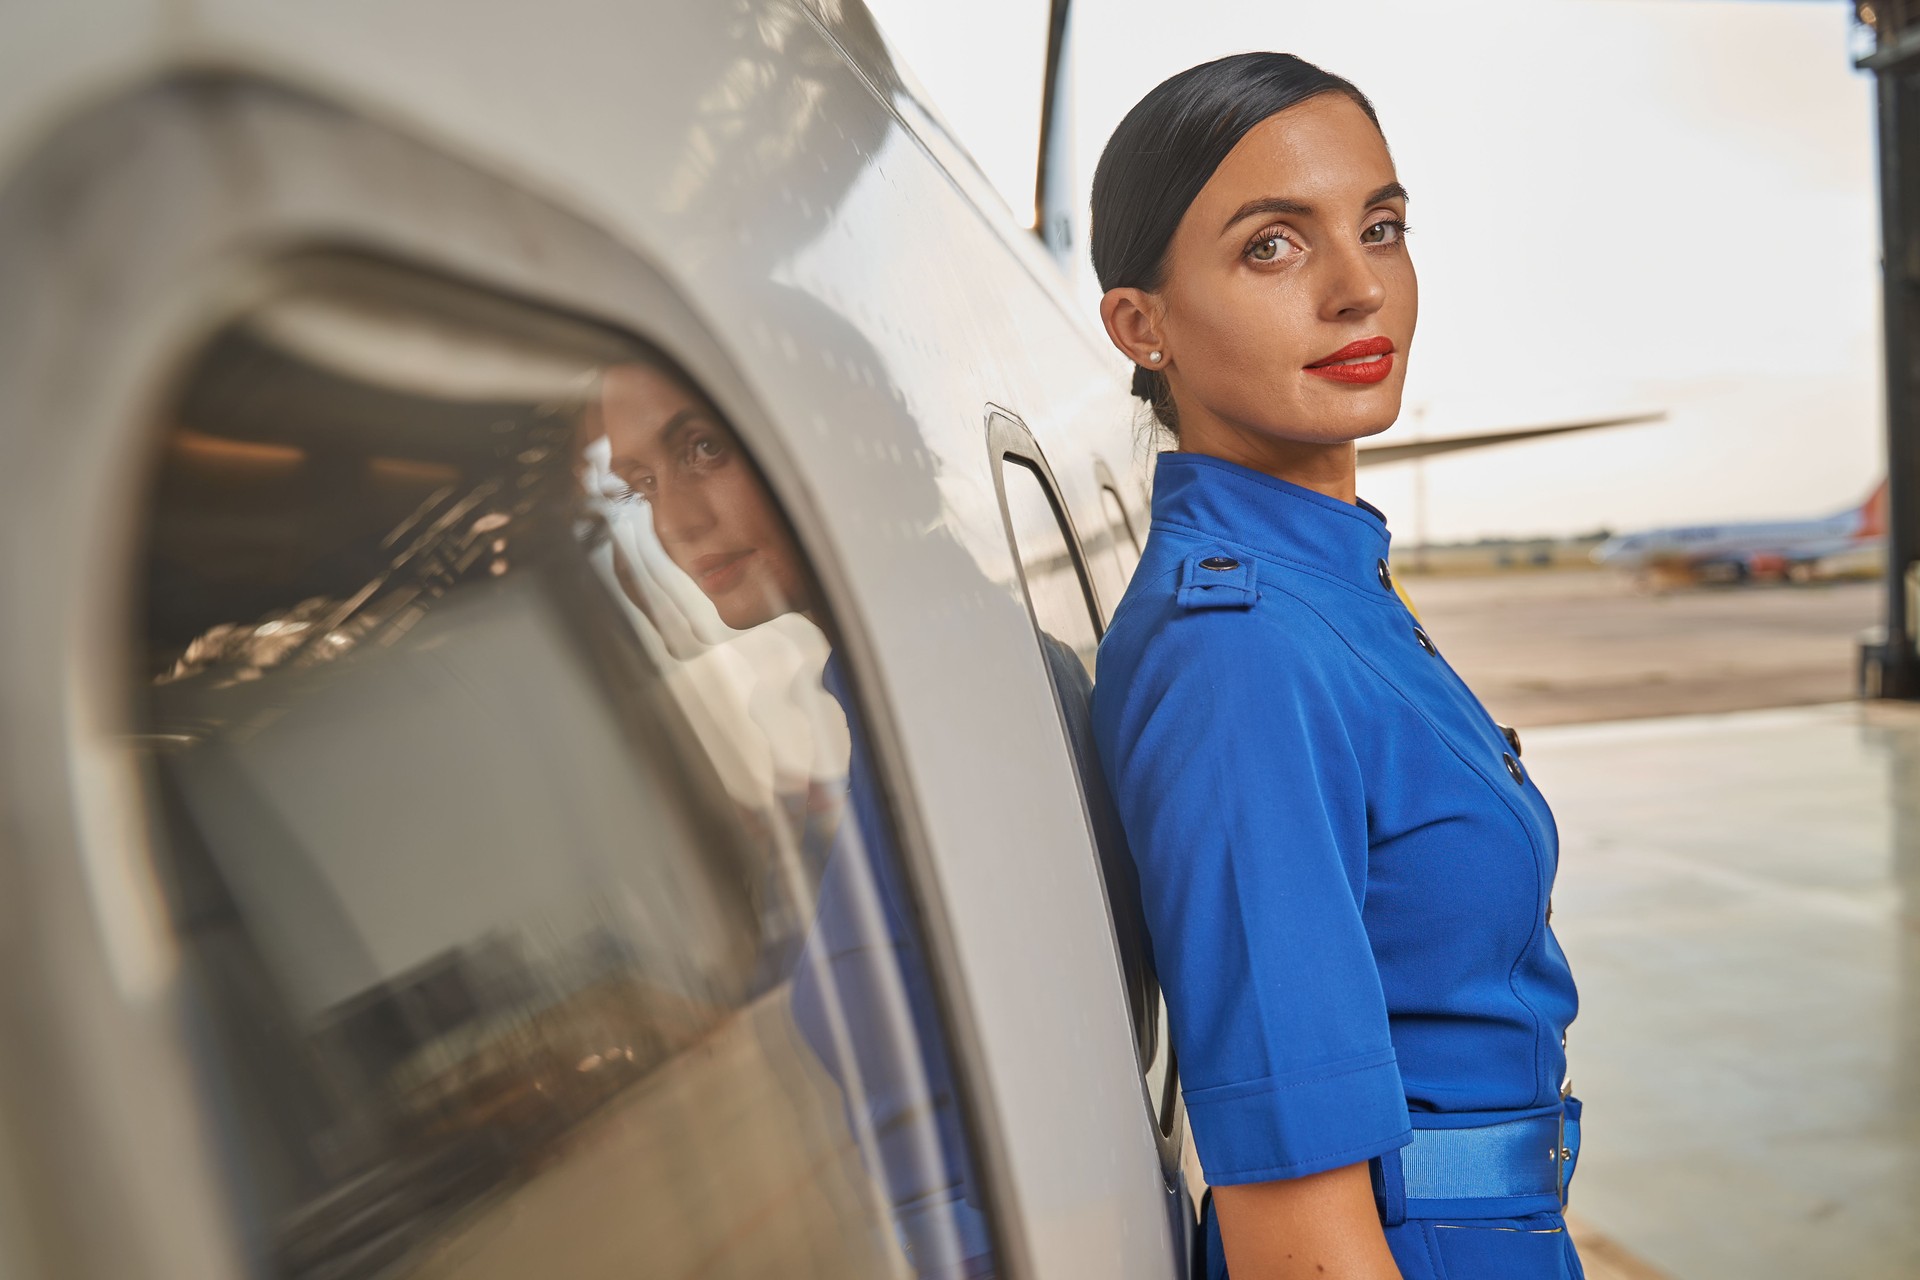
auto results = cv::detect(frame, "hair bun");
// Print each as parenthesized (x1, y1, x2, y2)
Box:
(1130, 365, 1160, 402)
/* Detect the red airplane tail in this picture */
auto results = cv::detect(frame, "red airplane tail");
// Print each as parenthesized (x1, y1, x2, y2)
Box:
(1857, 477, 1890, 539)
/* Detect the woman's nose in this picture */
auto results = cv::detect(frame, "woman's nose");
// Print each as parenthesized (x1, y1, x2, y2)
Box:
(1318, 241, 1388, 321)
(649, 483, 716, 548)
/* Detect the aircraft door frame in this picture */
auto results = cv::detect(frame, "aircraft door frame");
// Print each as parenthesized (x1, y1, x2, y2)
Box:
(988, 411, 1110, 637)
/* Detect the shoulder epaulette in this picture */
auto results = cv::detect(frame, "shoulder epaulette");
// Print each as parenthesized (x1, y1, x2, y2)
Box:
(1175, 551, 1259, 611)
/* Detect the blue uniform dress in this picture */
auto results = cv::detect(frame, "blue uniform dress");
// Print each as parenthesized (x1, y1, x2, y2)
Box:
(1090, 453, 1583, 1280)
(789, 654, 995, 1279)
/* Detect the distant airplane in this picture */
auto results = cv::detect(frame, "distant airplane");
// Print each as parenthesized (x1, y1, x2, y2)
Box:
(1590, 478, 1889, 585)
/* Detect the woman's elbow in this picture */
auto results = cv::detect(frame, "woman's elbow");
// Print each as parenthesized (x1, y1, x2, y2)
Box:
(1212, 1159, 1403, 1280)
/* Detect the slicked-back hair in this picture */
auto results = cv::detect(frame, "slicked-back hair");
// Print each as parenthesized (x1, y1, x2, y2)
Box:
(1090, 53, 1384, 435)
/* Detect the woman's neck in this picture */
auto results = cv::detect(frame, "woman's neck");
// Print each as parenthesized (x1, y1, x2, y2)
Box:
(1173, 421, 1359, 505)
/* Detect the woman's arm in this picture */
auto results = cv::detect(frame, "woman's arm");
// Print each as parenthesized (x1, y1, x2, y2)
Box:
(1214, 1162, 1403, 1279)
(1092, 600, 1413, 1272)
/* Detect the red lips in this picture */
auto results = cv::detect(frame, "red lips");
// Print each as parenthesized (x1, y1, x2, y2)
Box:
(694, 548, 755, 591)
(1305, 335, 1395, 385)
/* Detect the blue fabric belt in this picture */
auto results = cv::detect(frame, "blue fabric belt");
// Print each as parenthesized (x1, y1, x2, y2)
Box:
(1198, 1099, 1583, 1279)
(1370, 1097, 1582, 1224)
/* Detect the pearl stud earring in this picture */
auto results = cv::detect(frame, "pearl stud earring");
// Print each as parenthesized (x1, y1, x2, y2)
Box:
(1148, 351, 1163, 364)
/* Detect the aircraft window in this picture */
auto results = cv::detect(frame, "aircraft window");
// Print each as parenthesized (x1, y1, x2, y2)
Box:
(988, 417, 1178, 1138)
(133, 260, 999, 1280)
(997, 459, 1102, 677)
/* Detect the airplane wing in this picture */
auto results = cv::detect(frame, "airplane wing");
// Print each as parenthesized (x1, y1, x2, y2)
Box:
(1357, 411, 1666, 467)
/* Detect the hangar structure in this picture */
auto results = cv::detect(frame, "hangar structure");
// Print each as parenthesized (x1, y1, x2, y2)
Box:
(1858, 0, 1920, 694)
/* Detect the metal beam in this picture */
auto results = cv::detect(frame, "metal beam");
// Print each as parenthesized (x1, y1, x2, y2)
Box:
(1867, 56, 1920, 695)
(1033, 0, 1073, 269)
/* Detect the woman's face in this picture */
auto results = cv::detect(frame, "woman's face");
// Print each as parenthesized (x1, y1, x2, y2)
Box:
(598, 364, 812, 630)
(1113, 93, 1416, 469)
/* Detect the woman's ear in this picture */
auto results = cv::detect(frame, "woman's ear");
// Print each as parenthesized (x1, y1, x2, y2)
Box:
(1100, 287, 1167, 372)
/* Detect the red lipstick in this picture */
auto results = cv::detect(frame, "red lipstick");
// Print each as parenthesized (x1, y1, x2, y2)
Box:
(1304, 336, 1395, 385)
(694, 548, 756, 592)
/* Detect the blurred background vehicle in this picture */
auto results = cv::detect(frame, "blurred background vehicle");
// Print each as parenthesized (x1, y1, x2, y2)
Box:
(1589, 478, 1889, 589)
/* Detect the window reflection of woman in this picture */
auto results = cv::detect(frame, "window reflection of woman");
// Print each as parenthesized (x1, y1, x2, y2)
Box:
(589, 362, 993, 1279)
(598, 363, 816, 632)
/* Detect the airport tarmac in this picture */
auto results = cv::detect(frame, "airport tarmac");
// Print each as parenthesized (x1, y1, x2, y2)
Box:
(1529, 702, 1920, 1280)
(1401, 567, 1879, 729)
(1411, 567, 1915, 1278)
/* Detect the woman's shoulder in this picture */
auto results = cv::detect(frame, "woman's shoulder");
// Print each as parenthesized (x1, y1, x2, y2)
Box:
(1098, 534, 1346, 686)
(1090, 537, 1369, 784)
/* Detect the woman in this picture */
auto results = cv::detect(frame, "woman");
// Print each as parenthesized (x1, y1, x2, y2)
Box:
(1087, 55, 1582, 1280)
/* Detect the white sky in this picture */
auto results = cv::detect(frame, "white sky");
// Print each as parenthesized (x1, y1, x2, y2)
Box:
(865, 0, 1884, 543)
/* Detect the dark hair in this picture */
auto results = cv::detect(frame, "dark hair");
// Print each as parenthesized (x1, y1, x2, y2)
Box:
(1090, 53, 1384, 435)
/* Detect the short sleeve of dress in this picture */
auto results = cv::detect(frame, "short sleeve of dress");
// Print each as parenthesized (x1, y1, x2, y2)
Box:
(1091, 601, 1412, 1185)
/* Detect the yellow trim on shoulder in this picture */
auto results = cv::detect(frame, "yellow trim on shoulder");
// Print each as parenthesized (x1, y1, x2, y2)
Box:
(1391, 573, 1422, 622)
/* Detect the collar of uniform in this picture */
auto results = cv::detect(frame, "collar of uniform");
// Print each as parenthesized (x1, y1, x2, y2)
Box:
(1150, 451, 1393, 596)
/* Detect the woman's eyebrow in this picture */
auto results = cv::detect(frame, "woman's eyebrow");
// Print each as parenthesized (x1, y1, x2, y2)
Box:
(607, 406, 706, 472)
(1221, 182, 1410, 234)
(654, 407, 709, 451)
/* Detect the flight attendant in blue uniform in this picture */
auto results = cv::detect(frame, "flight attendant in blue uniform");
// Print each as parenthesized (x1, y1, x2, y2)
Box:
(1088, 55, 1583, 1279)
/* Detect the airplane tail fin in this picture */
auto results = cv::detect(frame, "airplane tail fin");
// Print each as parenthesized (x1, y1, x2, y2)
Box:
(1857, 476, 1890, 539)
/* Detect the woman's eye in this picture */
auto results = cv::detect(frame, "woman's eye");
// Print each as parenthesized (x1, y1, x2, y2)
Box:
(685, 433, 730, 467)
(1363, 218, 1411, 245)
(1246, 229, 1297, 264)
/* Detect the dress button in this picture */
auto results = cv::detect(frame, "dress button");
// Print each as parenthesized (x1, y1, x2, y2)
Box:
(1502, 751, 1525, 785)
(1376, 557, 1394, 591)
(1198, 556, 1239, 572)
(1499, 722, 1522, 758)
(1414, 626, 1437, 655)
